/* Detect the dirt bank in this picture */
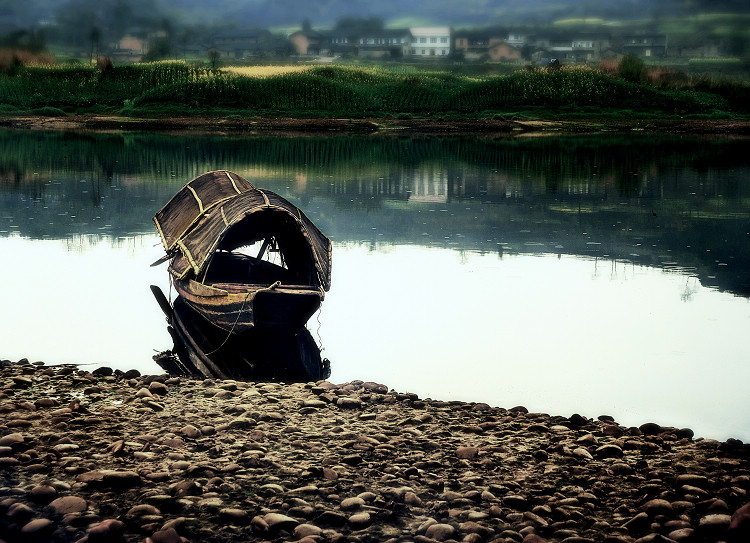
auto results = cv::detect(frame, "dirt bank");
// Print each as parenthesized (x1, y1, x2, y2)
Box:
(0, 360, 749, 543)
(1, 115, 750, 137)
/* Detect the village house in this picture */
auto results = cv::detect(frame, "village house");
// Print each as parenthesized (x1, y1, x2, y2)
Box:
(454, 30, 520, 61)
(528, 32, 611, 63)
(487, 39, 521, 62)
(110, 28, 168, 62)
(621, 34, 669, 58)
(410, 27, 451, 57)
(289, 29, 329, 56)
(357, 28, 412, 58)
(210, 29, 273, 59)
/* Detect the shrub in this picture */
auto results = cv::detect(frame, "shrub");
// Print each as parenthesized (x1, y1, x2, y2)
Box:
(618, 54, 647, 84)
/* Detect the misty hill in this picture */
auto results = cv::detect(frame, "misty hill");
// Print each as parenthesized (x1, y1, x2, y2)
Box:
(4, 0, 750, 31)
(162, 0, 750, 27)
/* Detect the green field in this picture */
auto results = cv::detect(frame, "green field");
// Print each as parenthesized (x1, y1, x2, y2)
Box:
(0, 61, 748, 119)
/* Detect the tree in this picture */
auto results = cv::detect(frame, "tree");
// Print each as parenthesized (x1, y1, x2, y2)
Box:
(142, 37, 172, 62)
(333, 16, 384, 41)
(618, 54, 647, 84)
(208, 48, 220, 70)
(89, 26, 101, 64)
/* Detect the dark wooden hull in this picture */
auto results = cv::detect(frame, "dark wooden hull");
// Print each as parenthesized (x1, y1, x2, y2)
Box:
(172, 278, 324, 334)
(151, 286, 329, 382)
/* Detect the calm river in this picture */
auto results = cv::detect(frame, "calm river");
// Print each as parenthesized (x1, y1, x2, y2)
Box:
(1, 130, 748, 442)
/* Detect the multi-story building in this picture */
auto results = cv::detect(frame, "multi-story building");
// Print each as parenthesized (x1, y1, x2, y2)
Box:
(410, 27, 451, 57)
(358, 29, 413, 58)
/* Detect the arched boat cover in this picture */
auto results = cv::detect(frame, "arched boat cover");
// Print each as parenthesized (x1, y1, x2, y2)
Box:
(153, 170, 332, 291)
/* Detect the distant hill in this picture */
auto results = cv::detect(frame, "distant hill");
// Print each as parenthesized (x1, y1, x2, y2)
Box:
(0, 0, 750, 46)
(3, 0, 749, 36)
(162, 0, 750, 27)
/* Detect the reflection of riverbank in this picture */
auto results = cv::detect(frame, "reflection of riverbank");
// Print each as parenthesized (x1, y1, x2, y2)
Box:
(1, 129, 748, 296)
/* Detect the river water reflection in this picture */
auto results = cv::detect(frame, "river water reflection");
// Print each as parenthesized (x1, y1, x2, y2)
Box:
(0, 130, 748, 441)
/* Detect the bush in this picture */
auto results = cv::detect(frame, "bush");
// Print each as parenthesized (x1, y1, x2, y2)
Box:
(618, 54, 647, 84)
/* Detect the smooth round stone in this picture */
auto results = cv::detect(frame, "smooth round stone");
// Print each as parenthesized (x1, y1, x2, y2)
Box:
(668, 528, 695, 541)
(29, 484, 58, 504)
(425, 523, 456, 541)
(348, 512, 371, 528)
(87, 519, 124, 540)
(341, 497, 365, 510)
(148, 527, 182, 543)
(456, 446, 479, 459)
(126, 504, 161, 517)
(699, 513, 731, 533)
(219, 508, 249, 524)
(294, 524, 323, 538)
(263, 512, 299, 530)
(0, 433, 24, 447)
(49, 496, 87, 514)
(21, 518, 55, 537)
(180, 425, 201, 438)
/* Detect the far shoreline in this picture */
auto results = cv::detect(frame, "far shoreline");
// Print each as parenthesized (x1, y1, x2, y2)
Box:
(2, 114, 750, 137)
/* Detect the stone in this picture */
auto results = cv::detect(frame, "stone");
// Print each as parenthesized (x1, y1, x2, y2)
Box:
(699, 513, 731, 534)
(29, 484, 58, 504)
(504, 494, 529, 510)
(49, 495, 87, 514)
(148, 527, 182, 543)
(149, 381, 169, 395)
(729, 502, 750, 538)
(87, 519, 125, 541)
(180, 424, 201, 438)
(348, 512, 372, 528)
(21, 518, 56, 538)
(219, 508, 249, 524)
(127, 504, 161, 517)
(457, 446, 479, 459)
(667, 528, 694, 541)
(623, 512, 651, 535)
(294, 524, 323, 538)
(639, 422, 663, 435)
(642, 499, 673, 516)
(263, 512, 299, 530)
(341, 497, 365, 510)
(425, 523, 456, 541)
(102, 470, 142, 487)
(0, 433, 24, 447)
(595, 444, 624, 458)
(337, 397, 362, 409)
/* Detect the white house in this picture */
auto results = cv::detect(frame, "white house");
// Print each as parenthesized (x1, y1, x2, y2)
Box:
(410, 27, 451, 57)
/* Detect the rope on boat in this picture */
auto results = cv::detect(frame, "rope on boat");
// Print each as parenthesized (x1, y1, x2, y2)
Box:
(205, 281, 281, 356)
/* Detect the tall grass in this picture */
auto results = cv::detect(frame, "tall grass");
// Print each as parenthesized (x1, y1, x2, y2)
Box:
(0, 61, 744, 117)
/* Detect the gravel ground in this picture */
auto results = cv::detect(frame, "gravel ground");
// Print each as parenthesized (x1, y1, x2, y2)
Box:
(0, 360, 749, 543)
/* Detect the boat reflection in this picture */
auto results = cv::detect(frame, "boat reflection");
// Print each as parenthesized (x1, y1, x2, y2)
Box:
(151, 286, 330, 381)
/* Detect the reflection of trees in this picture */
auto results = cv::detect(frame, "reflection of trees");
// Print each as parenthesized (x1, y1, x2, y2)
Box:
(0, 130, 748, 296)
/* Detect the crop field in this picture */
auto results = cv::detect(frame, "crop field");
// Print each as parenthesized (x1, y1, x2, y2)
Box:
(0, 60, 748, 118)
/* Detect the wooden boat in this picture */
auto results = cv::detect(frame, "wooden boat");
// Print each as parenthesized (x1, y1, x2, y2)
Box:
(151, 285, 329, 382)
(152, 170, 332, 335)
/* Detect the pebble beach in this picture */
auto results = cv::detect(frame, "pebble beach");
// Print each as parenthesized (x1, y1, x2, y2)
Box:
(0, 360, 749, 543)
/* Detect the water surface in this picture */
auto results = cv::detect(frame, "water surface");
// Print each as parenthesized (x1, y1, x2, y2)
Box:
(1, 130, 748, 441)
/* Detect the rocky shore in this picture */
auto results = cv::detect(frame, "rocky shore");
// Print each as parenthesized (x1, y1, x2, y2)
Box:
(0, 360, 748, 543)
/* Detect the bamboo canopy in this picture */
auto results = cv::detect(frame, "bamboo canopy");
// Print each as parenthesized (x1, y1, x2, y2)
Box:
(154, 170, 332, 291)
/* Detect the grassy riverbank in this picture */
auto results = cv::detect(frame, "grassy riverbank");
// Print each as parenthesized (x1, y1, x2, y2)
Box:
(0, 62, 749, 123)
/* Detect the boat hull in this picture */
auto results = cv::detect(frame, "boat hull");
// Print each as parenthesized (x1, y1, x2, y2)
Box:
(151, 286, 328, 382)
(173, 278, 324, 334)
